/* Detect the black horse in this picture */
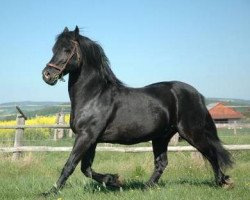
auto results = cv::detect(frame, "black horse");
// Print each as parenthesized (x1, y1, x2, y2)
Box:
(42, 26, 233, 195)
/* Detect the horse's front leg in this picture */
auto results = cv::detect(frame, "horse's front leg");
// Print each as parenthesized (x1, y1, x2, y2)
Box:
(43, 133, 94, 196)
(81, 144, 122, 188)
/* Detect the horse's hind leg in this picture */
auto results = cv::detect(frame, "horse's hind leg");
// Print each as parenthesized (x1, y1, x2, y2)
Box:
(146, 134, 173, 187)
(81, 144, 122, 188)
(177, 123, 233, 187)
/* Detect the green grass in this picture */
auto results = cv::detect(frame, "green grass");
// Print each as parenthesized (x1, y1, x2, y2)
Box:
(0, 151, 249, 200)
(218, 128, 250, 144)
(0, 127, 249, 199)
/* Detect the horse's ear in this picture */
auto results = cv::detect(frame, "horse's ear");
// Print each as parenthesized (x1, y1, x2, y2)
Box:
(74, 26, 79, 40)
(63, 27, 69, 33)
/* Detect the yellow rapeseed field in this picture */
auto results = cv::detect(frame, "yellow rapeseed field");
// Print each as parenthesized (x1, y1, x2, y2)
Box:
(0, 115, 70, 139)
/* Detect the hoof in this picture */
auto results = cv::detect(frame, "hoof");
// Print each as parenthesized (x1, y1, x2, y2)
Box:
(145, 181, 158, 188)
(222, 178, 234, 189)
(116, 176, 124, 187)
(41, 186, 59, 197)
(103, 174, 123, 188)
(41, 191, 55, 197)
(111, 174, 123, 188)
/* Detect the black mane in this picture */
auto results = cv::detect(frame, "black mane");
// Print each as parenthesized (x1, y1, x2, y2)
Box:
(57, 31, 124, 87)
(79, 36, 124, 87)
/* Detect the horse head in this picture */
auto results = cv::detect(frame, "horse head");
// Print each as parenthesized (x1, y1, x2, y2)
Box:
(42, 26, 82, 85)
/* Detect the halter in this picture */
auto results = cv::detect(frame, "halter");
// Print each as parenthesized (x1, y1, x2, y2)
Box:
(46, 40, 81, 74)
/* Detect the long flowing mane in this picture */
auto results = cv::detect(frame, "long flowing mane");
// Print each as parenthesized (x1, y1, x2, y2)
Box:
(79, 35, 124, 87)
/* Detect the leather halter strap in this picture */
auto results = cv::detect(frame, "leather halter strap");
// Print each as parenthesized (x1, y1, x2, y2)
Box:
(46, 40, 80, 74)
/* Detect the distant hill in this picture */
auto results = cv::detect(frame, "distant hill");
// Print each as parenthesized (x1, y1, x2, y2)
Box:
(0, 101, 70, 120)
(0, 101, 67, 107)
(205, 98, 250, 106)
(0, 98, 249, 121)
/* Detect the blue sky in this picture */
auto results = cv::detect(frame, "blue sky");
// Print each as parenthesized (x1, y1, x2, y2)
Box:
(0, 0, 250, 103)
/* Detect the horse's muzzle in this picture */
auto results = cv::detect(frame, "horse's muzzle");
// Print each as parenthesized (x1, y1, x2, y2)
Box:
(42, 69, 58, 86)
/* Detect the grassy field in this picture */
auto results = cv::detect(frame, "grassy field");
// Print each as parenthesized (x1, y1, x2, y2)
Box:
(0, 150, 249, 200)
(0, 125, 249, 199)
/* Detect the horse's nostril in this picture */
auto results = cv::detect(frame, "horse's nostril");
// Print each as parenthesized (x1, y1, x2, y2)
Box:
(44, 71, 51, 79)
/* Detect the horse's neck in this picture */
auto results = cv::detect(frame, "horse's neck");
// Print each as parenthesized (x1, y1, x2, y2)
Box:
(68, 65, 106, 111)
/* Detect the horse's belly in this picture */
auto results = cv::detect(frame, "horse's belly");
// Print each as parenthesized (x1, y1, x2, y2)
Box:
(100, 111, 168, 144)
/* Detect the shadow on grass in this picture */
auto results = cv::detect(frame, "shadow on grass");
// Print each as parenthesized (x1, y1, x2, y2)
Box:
(78, 178, 216, 194)
(166, 178, 215, 188)
(81, 180, 147, 193)
(37, 178, 217, 199)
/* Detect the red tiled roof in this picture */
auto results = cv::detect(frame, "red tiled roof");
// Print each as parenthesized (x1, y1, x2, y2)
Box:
(208, 102, 243, 120)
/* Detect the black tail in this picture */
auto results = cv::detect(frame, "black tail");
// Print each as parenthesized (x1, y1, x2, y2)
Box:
(205, 111, 234, 169)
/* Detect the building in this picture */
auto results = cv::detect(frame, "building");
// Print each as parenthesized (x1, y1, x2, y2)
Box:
(207, 102, 243, 123)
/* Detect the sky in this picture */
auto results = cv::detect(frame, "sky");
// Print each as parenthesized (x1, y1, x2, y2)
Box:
(0, 0, 250, 103)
